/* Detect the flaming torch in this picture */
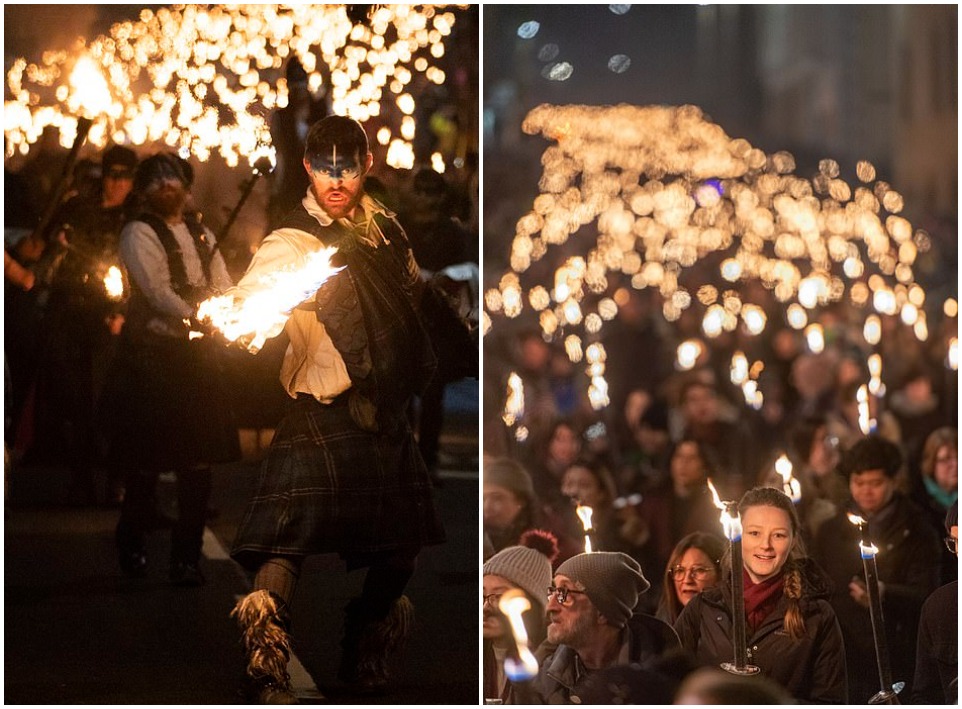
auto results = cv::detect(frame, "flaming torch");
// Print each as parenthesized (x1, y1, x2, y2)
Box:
(707, 478, 760, 676)
(847, 514, 904, 704)
(33, 56, 111, 242)
(194, 246, 342, 353)
(857, 384, 876, 435)
(775, 454, 801, 504)
(497, 589, 540, 683)
(575, 504, 595, 553)
(217, 144, 277, 244)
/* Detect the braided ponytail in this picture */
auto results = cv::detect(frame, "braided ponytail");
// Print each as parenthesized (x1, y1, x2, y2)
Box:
(783, 564, 805, 639)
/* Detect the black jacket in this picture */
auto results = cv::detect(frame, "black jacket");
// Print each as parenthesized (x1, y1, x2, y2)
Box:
(674, 559, 848, 704)
(912, 581, 958, 704)
(518, 613, 680, 704)
(812, 493, 941, 702)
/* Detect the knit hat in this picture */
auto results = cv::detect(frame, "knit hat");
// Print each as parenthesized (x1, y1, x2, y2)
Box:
(483, 458, 535, 506)
(102, 145, 138, 172)
(134, 152, 191, 194)
(555, 552, 649, 628)
(483, 530, 558, 613)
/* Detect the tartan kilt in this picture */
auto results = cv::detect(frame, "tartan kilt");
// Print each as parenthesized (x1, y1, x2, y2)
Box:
(230, 394, 445, 569)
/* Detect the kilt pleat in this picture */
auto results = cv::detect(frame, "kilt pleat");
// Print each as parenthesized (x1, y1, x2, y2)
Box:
(230, 395, 445, 569)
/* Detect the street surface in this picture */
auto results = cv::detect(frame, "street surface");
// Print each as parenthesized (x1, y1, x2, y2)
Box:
(5, 379, 479, 705)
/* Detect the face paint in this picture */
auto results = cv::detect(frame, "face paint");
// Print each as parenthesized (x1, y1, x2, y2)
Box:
(305, 145, 367, 219)
(308, 145, 363, 181)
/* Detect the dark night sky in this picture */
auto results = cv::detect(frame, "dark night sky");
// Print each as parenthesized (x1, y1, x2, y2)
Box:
(484, 6, 703, 113)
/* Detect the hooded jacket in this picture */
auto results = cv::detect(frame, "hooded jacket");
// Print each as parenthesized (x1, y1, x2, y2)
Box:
(674, 558, 847, 704)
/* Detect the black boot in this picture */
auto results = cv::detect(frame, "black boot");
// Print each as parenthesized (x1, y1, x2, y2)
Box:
(232, 590, 298, 704)
(338, 595, 414, 694)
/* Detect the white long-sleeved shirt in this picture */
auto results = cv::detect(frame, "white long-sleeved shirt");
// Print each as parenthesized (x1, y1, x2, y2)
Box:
(228, 188, 418, 403)
(120, 216, 232, 337)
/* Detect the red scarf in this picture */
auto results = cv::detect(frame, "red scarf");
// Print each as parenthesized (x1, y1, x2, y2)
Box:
(742, 568, 784, 633)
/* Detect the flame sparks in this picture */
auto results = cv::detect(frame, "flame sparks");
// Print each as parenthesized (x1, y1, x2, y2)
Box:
(195, 246, 342, 353)
(5, 5, 464, 167)
(498, 589, 541, 681)
(103, 265, 124, 299)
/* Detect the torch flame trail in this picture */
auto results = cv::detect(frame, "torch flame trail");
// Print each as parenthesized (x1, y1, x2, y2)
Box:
(498, 590, 540, 681)
(195, 246, 342, 353)
(775, 454, 801, 503)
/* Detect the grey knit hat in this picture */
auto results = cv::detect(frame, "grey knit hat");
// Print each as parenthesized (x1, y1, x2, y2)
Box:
(483, 530, 558, 613)
(555, 552, 649, 628)
(483, 458, 536, 505)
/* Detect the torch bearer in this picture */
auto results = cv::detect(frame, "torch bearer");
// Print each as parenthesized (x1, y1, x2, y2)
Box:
(708, 479, 760, 676)
(33, 56, 111, 243)
(848, 514, 904, 704)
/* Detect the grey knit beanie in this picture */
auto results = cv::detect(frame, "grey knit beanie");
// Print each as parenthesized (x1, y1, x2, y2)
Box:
(555, 552, 649, 628)
(484, 545, 552, 613)
(483, 458, 535, 505)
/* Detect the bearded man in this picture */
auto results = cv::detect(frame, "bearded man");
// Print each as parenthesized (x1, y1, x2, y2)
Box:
(110, 152, 238, 586)
(226, 116, 445, 703)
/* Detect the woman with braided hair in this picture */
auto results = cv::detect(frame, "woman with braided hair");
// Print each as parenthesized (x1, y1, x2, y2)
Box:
(674, 486, 848, 703)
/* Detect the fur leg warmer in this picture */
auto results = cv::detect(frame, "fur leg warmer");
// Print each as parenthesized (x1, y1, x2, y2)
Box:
(231, 590, 297, 704)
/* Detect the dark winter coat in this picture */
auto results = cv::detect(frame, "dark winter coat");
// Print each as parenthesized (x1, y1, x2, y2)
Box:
(674, 559, 848, 704)
(812, 493, 941, 703)
(517, 613, 680, 704)
(912, 581, 958, 704)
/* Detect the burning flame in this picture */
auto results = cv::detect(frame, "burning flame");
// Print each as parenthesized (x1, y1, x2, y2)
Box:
(949, 337, 958, 371)
(730, 351, 749, 385)
(805, 323, 825, 354)
(498, 589, 540, 681)
(856, 384, 875, 435)
(575, 504, 594, 553)
(195, 246, 341, 353)
(103, 265, 124, 300)
(707, 478, 741, 541)
(676, 339, 703, 370)
(502, 372, 524, 427)
(775, 454, 801, 503)
(67, 56, 113, 120)
(847, 513, 879, 558)
(867, 353, 885, 396)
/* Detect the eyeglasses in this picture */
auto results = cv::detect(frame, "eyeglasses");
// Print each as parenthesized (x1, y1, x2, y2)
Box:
(945, 537, 958, 554)
(482, 593, 503, 607)
(547, 586, 587, 606)
(668, 565, 715, 581)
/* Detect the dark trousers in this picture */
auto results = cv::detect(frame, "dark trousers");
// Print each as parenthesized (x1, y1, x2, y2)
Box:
(116, 467, 212, 565)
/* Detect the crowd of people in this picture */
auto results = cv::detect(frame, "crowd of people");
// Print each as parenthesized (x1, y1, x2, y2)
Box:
(483, 262, 958, 702)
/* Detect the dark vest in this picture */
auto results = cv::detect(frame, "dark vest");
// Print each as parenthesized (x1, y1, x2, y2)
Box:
(125, 212, 216, 340)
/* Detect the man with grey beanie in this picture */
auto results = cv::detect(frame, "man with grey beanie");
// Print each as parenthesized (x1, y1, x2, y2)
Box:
(520, 551, 680, 704)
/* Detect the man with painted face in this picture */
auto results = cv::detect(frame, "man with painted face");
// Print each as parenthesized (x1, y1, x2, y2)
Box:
(226, 116, 444, 703)
(108, 152, 238, 586)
